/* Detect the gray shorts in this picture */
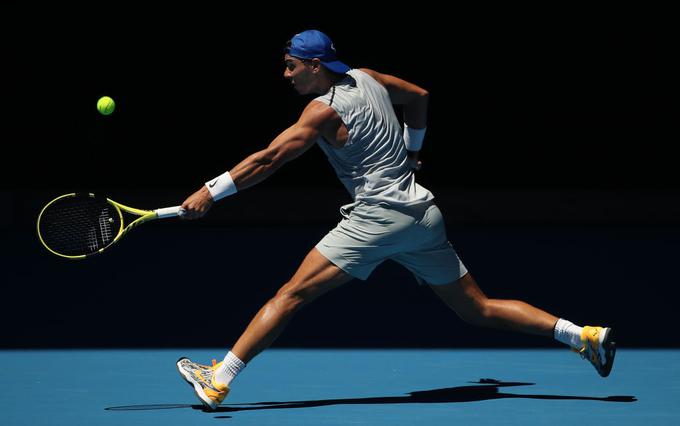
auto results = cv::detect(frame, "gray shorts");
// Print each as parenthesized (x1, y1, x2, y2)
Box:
(316, 201, 467, 285)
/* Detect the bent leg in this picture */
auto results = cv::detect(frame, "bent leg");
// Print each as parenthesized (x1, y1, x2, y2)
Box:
(231, 248, 353, 363)
(430, 273, 558, 337)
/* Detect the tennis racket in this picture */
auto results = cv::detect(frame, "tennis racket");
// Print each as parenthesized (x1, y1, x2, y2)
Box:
(37, 193, 185, 259)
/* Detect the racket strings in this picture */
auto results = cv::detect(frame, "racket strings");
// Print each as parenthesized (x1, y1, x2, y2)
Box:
(38, 195, 121, 256)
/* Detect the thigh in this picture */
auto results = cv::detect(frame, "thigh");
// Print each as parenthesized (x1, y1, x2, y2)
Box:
(278, 247, 354, 304)
(429, 273, 488, 315)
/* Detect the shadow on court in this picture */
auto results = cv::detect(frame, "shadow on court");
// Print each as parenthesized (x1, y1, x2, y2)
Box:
(105, 379, 636, 414)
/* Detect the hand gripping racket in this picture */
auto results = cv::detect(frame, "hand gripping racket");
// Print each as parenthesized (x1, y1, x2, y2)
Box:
(37, 193, 185, 259)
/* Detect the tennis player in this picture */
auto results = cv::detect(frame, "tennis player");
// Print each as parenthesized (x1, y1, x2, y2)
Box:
(176, 29, 616, 410)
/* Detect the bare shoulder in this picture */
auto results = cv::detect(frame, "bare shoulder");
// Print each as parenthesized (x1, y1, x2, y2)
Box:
(299, 100, 342, 128)
(301, 100, 347, 146)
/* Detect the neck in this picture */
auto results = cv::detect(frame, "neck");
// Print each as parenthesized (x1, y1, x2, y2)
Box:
(315, 72, 346, 94)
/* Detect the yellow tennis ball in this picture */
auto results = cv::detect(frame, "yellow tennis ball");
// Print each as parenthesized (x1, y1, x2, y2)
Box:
(97, 96, 115, 115)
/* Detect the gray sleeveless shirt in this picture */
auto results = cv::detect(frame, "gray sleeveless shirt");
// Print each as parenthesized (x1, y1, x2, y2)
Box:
(314, 69, 434, 207)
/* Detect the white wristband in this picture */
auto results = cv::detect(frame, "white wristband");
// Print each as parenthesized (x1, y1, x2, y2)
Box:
(205, 171, 237, 201)
(403, 124, 426, 151)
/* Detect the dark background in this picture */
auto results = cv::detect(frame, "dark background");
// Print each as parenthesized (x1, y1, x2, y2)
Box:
(2, 5, 678, 347)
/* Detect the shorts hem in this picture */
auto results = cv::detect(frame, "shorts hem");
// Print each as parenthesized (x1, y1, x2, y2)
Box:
(420, 268, 469, 286)
(315, 243, 370, 281)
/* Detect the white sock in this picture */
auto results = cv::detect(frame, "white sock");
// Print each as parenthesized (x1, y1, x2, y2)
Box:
(553, 318, 584, 350)
(214, 351, 246, 387)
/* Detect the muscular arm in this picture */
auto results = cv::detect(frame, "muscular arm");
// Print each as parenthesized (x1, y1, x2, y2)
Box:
(229, 101, 344, 190)
(180, 101, 340, 218)
(230, 120, 316, 190)
(359, 68, 429, 129)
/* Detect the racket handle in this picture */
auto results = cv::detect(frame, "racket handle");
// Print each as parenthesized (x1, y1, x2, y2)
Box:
(155, 206, 186, 218)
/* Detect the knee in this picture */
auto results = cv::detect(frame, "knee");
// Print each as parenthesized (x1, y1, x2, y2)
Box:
(267, 282, 307, 315)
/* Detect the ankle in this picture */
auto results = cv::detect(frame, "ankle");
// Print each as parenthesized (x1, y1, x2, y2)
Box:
(214, 351, 246, 387)
(553, 318, 584, 349)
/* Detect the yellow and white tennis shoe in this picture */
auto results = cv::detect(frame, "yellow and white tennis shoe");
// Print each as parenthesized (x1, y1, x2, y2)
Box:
(578, 326, 616, 377)
(176, 357, 229, 410)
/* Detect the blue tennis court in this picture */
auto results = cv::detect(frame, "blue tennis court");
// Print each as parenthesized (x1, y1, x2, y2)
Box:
(2, 348, 677, 425)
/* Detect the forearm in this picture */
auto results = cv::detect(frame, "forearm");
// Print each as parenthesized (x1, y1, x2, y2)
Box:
(181, 150, 280, 219)
(402, 92, 428, 129)
(205, 115, 319, 201)
(228, 149, 283, 191)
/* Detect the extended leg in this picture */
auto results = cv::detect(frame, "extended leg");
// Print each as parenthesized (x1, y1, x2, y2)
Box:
(430, 272, 557, 336)
(232, 247, 353, 363)
(430, 272, 616, 376)
(177, 247, 352, 409)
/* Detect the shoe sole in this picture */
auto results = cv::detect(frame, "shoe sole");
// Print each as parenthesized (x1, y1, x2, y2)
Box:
(176, 357, 219, 410)
(599, 327, 617, 378)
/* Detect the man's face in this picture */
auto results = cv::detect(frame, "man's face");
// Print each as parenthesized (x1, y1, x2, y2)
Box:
(283, 54, 316, 95)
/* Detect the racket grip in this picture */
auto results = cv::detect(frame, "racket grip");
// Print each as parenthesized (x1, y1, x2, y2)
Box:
(155, 206, 186, 218)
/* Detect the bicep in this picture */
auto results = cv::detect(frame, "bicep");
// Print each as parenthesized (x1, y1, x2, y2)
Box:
(266, 122, 318, 164)
(257, 101, 337, 166)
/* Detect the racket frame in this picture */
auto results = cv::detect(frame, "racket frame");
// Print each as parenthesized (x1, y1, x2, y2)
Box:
(37, 193, 178, 259)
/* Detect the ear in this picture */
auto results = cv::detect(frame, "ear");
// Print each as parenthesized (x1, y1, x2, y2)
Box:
(310, 58, 322, 73)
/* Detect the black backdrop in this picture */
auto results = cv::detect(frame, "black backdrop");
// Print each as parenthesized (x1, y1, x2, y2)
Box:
(3, 5, 678, 347)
